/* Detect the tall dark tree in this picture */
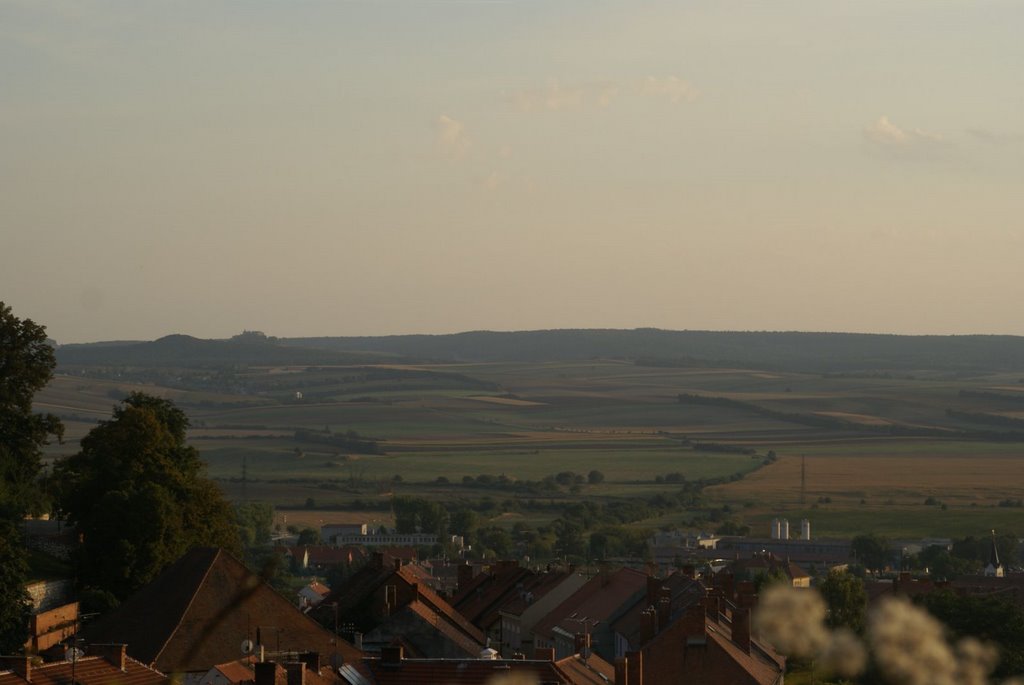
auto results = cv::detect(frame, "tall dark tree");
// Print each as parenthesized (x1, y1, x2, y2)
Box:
(851, 533, 892, 572)
(819, 568, 867, 633)
(0, 302, 63, 521)
(0, 303, 63, 652)
(55, 393, 240, 599)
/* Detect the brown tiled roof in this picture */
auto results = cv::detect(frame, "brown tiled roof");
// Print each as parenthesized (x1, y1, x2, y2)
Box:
(611, 573, 705, 648)
(533, 567, 648, 643)
(553, 653, 616, 685)
(499, 571, 576, 618)
(305, 547, 365, 566)
(0, 656, 166, 685)
(356, 658, 577, 685)
(719, 554, 809, 582)
(402, 600, 486, 657)
(451, 562, 534, 629)
(83, 547, 361, 674)
(212, 659, 257, 684)
(705, 618, 785, 685)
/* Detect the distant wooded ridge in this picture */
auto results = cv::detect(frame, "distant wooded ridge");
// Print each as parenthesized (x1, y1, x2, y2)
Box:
(55, 328, 1024, 373)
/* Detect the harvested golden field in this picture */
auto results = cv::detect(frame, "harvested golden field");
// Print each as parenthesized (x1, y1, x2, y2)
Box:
(713, 450, 1024, 506)
(466, 395, 546, 406)
(814, 411, 893, 426)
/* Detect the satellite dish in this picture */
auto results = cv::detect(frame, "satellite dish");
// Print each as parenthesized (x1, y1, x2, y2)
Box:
(67, 646, 85, 661)
(241, 639, 256, 655)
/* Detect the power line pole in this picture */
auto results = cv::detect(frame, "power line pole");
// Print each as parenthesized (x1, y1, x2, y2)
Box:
(800, 455, 806, 506)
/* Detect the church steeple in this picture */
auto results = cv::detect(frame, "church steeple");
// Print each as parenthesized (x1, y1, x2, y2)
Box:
(985, 530, 1005, 578)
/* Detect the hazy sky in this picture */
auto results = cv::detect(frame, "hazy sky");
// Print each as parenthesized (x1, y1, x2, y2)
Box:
(3, 1, 1023, 343)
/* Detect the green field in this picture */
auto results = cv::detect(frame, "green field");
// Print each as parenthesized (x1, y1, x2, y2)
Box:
(36, 356, 1024, 539)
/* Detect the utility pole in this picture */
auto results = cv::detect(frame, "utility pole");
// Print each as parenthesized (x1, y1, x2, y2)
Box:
(800, 455, 806, 506)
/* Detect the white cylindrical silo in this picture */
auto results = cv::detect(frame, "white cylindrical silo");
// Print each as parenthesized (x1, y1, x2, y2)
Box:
(780, 519, 790, 540)
(801, 519, 811, 541)
(771, 518, 781, 540)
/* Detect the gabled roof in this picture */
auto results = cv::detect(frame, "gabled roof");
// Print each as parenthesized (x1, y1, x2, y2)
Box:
(353, 658, 585, 685)
(451, 561, 535, 629)
(400, 600, 486, 657)
(704, 616, 785, 685)
(303, 581, 331, 597)
(83, 547, 361, 673)
(553, 653, 616, 685)
(500, 571, 579, 618)
(611, 573, 706, 648)
(534, 567, 648, 643)
(0, 656, 166, 685)
(719, 553, 810, 582)
(211, 659, 257, 684)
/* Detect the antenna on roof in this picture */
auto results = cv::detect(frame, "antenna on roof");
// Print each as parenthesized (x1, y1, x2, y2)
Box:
(241, 639, 256, 655)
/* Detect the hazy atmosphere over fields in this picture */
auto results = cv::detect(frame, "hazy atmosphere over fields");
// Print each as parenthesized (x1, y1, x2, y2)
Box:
(2, 1, 1022, 343)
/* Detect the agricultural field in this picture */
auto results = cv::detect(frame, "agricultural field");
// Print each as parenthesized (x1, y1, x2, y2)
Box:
(37, 350, 1024, 540)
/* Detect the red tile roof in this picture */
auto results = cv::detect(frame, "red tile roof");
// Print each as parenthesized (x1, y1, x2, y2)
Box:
(355, 658, 585, 685)
(0, 656, 166, 685)
(533, 567, 648, 644)
(553, 653, 616, 685)
(83, 547, 361, 674)
(451, 562, 535, 630)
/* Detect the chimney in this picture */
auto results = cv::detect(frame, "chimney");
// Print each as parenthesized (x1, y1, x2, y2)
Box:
(721, 572, 735, 603)
(533, 648, 555, 662)
(680, 603, 706, 638)
(736, 581, 757, 609)
(0, 657, 30, 682)
(733, 608, 751, 654)
(639, 608, 657, 645)
(394, 557, 403, 571)
(615, 656, 629, 685)
(702, 596, 720, 623)
(625, 650, 643, 685)
(87, 644, 127, 671)
(299, 652, 320, 673)
(457, 563, 475, 592)
(283, 663, 305, 685)
(380, 646, 404, 666)
(411, 582, 419, 602)
(646, 576, 661, 608)
(354, 632, 364, 651)
(371, 551, 384, 569)
(254, 662, 278, 685)
(656, 595, 671, 633)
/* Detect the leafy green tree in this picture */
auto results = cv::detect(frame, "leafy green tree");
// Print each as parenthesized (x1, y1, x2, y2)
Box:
(752, 568, 789, 592)
(0, 302, 63, 521)
(819, 569, 867, 633)
(236, 501, 275, 548)
(587, 470, 605, 485)
(0, 303, 63, 652)
(920, 590, 1024, 679)
(0, 523, 31, 653)
(297, 528, 321, 546)
(449, 508, 478, 541)
(55, 393, 240, 599)
(851, 533, 892, 572)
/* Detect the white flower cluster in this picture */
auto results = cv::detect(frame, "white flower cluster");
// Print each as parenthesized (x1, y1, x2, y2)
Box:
(754, 585, 1010, 684)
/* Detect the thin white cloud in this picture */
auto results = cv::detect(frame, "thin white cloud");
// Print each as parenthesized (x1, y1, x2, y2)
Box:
(437, 114, 470, 157)
(639, 76, 699, 104)
(864, 116, 944, 148)
(507, 79, 587, 112)
(505, 76, 696, 113)
(966, 127, 1020, 145)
